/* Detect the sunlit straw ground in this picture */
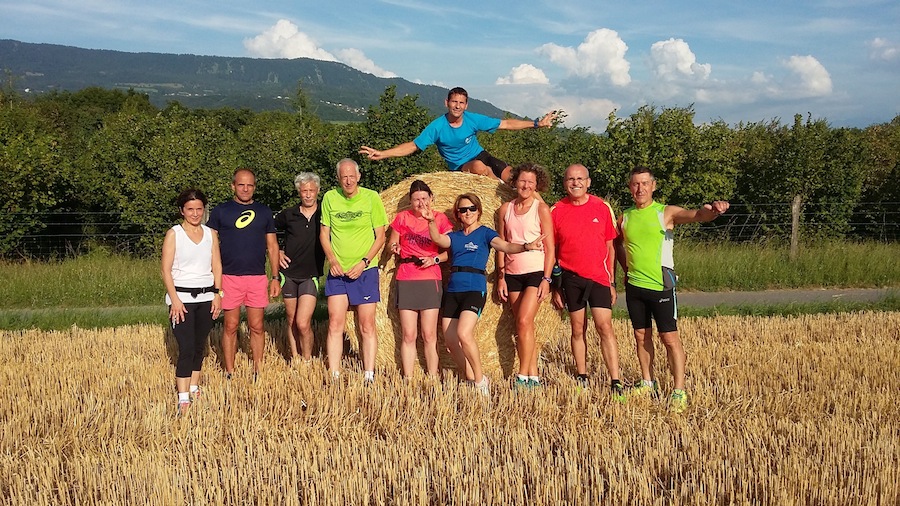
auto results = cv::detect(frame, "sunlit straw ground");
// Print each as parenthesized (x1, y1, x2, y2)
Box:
(2, 312, 898, 505)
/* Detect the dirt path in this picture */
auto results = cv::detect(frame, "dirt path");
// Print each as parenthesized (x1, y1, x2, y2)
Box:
(614, 287, 897, 309)
(1, 288, 895, 317)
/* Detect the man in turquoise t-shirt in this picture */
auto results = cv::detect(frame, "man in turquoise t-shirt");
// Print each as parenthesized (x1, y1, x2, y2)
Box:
(321, 158, 388, 382)
(359, 87, 556, 183)
(616, 166, 729, 413)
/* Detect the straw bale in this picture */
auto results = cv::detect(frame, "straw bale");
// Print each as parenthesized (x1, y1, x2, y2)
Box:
(344, 172, 564, 378)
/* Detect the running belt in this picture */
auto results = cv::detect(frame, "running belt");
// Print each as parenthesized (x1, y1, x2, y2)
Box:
(174, 285, 217, 298)
(450, 266, 486, 275)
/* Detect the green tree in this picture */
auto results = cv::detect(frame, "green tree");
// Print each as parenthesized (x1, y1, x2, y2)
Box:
(359, 86, 439, 191)
(0, 100, 69, 255)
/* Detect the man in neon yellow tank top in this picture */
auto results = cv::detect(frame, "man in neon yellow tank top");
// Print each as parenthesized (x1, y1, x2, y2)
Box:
(616, 166, 729, 412)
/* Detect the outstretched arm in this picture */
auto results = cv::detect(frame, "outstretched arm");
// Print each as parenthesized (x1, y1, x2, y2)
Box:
(667, 201, 730, 227)
(490, 234, 546, 254)
(498, 110, 558, 131)
(359, 142, 419, 161)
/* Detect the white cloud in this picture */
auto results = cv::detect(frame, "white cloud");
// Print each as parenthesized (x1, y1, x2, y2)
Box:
(555, 96, 619, 130)
(335, 48, 397, 78)
(244, 19, 396, 77)
(538, 28, 631, 86)
(496, 64, 550, 85)
(869, 37, 900, 62)
(480, 85, 617, 132)
(649, 38, 711, 81)
(243, 19, 337, 61)
(782, 55, 832, 97)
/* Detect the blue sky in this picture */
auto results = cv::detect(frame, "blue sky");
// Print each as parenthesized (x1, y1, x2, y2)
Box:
(2, 0, 898, 131)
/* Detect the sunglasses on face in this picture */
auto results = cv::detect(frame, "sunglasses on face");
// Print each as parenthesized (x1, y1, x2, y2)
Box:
(457, 205, 478, 214)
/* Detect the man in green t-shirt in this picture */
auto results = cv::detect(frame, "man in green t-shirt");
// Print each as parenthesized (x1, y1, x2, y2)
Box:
(616, 166, 729, 412)
(321, 158, 388, 382)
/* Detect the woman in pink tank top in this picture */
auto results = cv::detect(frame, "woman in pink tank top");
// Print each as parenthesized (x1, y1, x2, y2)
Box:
(496, 163, 555, 389)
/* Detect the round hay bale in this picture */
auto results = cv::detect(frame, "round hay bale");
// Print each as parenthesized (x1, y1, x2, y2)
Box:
(344, 171, 564, 378)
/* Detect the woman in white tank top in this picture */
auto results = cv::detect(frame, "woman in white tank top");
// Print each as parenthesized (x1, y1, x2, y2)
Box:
(496, 163, 555, 389)
(161, 188, 222, 415)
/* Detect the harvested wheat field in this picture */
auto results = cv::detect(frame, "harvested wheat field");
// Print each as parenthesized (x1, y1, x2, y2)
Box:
(2, 312, 899, 505)
(346, 172, 561, 377)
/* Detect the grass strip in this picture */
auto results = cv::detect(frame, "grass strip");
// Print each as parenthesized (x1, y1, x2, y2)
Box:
(4, 296, 897, 331)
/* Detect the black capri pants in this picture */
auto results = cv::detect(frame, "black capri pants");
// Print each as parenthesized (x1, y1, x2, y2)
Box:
(171, 301, 214, 377)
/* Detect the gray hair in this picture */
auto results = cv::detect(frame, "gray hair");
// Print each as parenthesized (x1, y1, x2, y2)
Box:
(294, 172, 321, 191)
(335, 158, 360, 177)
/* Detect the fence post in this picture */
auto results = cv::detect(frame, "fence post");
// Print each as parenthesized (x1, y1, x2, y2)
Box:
(790, 195, 802, 260)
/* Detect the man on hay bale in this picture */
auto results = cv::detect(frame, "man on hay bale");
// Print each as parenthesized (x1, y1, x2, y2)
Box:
(359, 86, 557, 185)
(343, 171, 563, 388)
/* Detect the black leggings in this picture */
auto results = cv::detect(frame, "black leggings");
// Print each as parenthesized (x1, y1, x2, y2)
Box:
(171, 301, 214, 377)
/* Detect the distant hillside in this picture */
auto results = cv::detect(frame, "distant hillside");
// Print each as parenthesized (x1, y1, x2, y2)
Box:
(0, 39, 510, 121)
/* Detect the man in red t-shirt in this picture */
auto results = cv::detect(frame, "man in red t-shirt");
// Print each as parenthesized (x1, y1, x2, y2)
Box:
(551, 164, 624, 400)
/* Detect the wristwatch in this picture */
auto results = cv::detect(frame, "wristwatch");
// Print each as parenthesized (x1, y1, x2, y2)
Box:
(541, 276, 552, 284)
(433, 256, 441, 264)
(362, 257, 370, 267)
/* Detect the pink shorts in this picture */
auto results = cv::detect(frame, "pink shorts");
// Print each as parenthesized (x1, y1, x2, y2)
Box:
(222, 274, 269, 310)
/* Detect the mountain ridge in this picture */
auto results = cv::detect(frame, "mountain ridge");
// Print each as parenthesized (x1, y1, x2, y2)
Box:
(0, 39, 510, 121)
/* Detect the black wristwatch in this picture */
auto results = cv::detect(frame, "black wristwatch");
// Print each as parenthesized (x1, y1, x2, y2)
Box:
(433, 256, 441, 264)
(362, 257, 370, 267)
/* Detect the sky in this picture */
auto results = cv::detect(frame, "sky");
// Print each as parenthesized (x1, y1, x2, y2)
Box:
(2, 0, 899, 132)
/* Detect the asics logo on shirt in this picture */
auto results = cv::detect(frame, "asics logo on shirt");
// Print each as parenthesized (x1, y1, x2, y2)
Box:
(235, 210, 256, 229)
(464, 241, 478, 252)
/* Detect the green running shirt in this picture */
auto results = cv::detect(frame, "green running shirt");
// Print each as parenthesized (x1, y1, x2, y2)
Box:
(321, 187, 389, 272)
(621, 201, 675, 291)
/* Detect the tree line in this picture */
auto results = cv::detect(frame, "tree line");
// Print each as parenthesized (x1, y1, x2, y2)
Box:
(1, 84, 897, 257)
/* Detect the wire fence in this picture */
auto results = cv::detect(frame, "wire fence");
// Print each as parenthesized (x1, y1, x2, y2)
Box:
(3, 202, 899, 258)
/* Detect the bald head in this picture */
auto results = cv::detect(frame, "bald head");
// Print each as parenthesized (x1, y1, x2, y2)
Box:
(565, 164, 588, 179)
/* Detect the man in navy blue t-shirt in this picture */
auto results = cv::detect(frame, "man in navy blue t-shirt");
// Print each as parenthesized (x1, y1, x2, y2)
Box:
(207, 168, 279, 380)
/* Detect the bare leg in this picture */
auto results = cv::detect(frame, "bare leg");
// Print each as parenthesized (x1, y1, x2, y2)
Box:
(633, 327, 655, 382)
(419, 308, 440, 377)
(222, 308, 241, 374)
(659, 330, 687, 390)
(356, 302, 378, 373)
(326, 295, 349, 374)
(442, 317, 473, 381)
(189, 370, 201, 389)
(283, 297, 299, 358)
(460, 159, 499, 179)
(245, 307, 266, 374)
(175, 376, 191, 394)
(399, 308, 419, 377)
(294, 294, 317, 360)
(568, 308, 588, 375)
(592, 307, 620, 381)
(510, 288, 541, 376)
(455, 311, 484, 383)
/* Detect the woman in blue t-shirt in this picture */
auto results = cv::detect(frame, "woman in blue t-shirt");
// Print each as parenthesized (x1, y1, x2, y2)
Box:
(424, 193, 544, 396)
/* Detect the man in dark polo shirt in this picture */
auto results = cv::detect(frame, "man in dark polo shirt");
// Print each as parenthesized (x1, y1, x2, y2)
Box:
(275, 172, 326, 362)
(207, 168, 280, 380)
